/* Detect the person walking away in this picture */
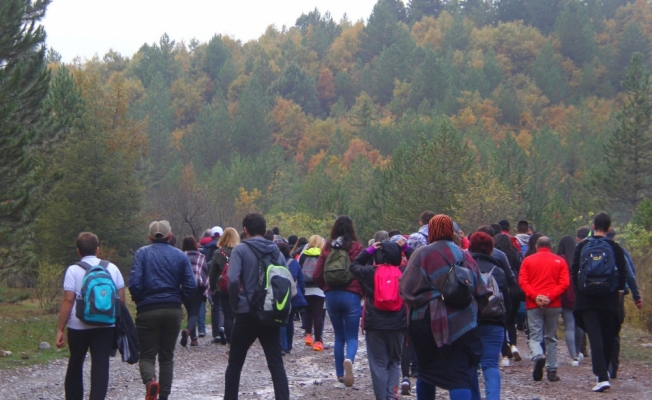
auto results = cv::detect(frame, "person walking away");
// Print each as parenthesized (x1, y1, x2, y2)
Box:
(515, 220, 531, 256)
(299, 235, 327, 351)
(556, 235, 582, 366)
(180, 236, 209, 347)
(519, 236, 569, 382)
(407, 210, 435, 250)
(278, 241, 307, 354)
(208, 227, 240, 346)
(56, 232, 126, 400)
(223, 213, 290, 399)
(350, 239, 413, 400)
(469, 232, 511, 400)
(200, 226, 223, 337)
(129, 220, 196, 400)
(313, 215, 364, 387)
(400, 214, 489, 400)
(572, 213, 627, 392)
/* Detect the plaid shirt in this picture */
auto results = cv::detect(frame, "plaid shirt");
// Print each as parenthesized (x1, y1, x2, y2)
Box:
(185, 250, 209, 297)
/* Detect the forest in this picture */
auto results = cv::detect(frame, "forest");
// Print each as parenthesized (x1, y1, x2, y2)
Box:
(2, 0, 652, 283)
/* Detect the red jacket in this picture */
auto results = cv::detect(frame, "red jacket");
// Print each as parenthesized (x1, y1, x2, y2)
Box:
(503, 231, 522, 252)
(518, 248, 570, 310)
(313, 241, 364, 297)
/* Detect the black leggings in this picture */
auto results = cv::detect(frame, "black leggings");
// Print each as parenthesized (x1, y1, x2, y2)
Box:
(304, 295, 325, 342)
(184, 287, 206, 339)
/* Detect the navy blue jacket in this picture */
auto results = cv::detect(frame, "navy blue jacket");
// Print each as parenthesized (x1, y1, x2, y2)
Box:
(129, 241, 196, 313)
(286, 258, 308, 308)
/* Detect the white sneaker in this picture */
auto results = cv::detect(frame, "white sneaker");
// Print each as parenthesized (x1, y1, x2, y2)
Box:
(577, 353, 585, 362)
(571, 358, 580, 367)
(343, 359, 354, 387)
(501, 356, 511, 367)
(511, 345, 521, 362)
(592, 381, 611, 392)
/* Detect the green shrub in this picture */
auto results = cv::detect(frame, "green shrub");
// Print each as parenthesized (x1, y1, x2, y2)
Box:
(34, 261, 63, 314)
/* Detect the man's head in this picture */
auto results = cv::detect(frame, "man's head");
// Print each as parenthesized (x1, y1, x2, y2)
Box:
(498, 219, 510, 232)
(516, 220, 529, 234)
(272, 227, 280, 235)
(76, 232, 100, 257)
(535, 236, 552, 250)
(264, 229, 274, 241)
(576, 227, 590, 242)
(491, 224, 503, 237)
(476, 225, 495, 237)
(593, 212, 611, 234)
(388, 229, 401, 237)
(242, 213, 266, 238)
(210, 226, 223, 239)
(374, 230, 389, 243)
(149, 220, 172, 242)
(418, 210, 436, 227)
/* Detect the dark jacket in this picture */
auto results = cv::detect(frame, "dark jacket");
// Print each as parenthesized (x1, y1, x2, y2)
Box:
(314, 240, 364, 296)
(286, 258, 308, 308)
(491, 248, 517, 289)
(350, 247, 410, 331)
(201, 239, 219, 263)
(209, 246, 232, 294)
(129, 241, 196, 313)
(471, 253, 511, 327)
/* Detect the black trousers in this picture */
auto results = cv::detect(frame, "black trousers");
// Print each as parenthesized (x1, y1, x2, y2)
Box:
(216, 292, 235, 343)
(581, 309, 620, 382)
(65, 327, 115, 400)
(224, 313, 289, 399)
(183, 287, 206, 338)
(304, 295, 325, 342)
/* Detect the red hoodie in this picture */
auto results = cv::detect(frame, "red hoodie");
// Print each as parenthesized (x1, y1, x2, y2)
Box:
(518, 248, 570, 310)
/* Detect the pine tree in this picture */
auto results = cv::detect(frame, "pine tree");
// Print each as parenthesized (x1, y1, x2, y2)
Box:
(233, 76, 272, 156)
(270, 62, 320, 116)
(599, 53, 652, 215)
(359, 0, 406, 62)
(555, 0, 596, 66)
(532, 42, 567, 104)
(615, 22, 651, 88)
(408, 0, 445, 22)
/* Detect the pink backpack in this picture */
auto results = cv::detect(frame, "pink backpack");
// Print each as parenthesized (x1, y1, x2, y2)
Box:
(373, 264, 403, 312)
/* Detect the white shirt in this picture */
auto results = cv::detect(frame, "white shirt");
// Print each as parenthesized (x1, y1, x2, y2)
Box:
(63, 256, 125, 330)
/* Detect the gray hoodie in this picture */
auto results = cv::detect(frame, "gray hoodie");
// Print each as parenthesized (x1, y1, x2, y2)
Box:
(227, 237, 285, 313)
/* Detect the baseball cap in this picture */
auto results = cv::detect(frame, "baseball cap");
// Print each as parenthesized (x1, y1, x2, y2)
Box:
(149, 220, 171, 239)
(210, 226, 223, 237)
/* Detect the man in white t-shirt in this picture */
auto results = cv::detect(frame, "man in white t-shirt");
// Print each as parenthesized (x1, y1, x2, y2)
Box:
(56, 232, 126, 400)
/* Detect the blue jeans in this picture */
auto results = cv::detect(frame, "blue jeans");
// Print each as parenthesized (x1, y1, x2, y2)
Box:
(198, 300, 206, 335)
(325, 290, 361, 377)
(416, 379, 471, 400)
(471, 325, 503, 400)
(280, 314, 295, 352)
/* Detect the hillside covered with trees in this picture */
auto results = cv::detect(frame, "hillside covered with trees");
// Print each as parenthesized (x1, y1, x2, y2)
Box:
(3, 0, 652, 277)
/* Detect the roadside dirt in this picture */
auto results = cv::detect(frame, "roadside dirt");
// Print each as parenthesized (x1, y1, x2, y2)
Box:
(1, 325, 652, 399)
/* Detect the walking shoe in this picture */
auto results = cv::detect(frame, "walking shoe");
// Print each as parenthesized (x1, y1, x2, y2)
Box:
(219, 328, 227, 345)
(212, 336, 221, 344)
(198, 332, 206, 338)
(592, 381, 611, 392)
(180, 329, 189, 347)
(511, 345, 521, 362)
(500, 357, 510, 367)
(313, 341, 324, 351)
(571, 357, 580, 367)
(532, 356, 546, 381)
(343, 359, 354, 387)
(577, 352, 585, 362)
(305, 334, 313, 346)
(547, 370, 560, 381)
(190, 338, 198, 346)
(401, 377, 411, 395)
(145, 379, 159, 400)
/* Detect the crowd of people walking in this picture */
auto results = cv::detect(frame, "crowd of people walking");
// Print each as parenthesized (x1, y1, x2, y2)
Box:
(55, 210, 643, 399)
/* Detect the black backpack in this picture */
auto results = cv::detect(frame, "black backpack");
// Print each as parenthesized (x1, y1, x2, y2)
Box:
(578, 237, 619, 294)
(435, 247, 474, 309)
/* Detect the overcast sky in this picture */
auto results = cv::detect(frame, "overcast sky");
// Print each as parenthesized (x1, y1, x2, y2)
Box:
(42, 0, 378, 62)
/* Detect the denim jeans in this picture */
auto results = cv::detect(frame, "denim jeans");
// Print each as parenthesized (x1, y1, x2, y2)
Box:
(325, 290, 361, 377)
(280, 312, 295, 352)
(470, 325, 504, 400)
(561, 308, 577, 358)
(198, 300, 206, 335)
(416, 379, 471, 400)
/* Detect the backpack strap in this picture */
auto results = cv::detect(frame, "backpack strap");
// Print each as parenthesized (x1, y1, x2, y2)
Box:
(75, 261, 93, 274)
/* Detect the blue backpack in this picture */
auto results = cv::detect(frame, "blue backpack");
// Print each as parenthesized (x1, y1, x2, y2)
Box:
(578, 237, 619, 294)
(75, 260, 119, 326)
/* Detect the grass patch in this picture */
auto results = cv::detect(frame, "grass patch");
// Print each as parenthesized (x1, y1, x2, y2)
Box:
(618, 323, 652, 365)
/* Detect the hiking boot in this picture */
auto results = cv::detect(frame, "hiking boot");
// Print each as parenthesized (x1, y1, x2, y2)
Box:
(305, 334, 313, 346)
(400, 377, 411, 395)
(190, 338, 198, 346)
(180, 329, 190, 347)
(592, 381, 611, 392)
(312, 341, 324, 351)
(145, 379, 159, 400)
(500, 357, 510, 367)
(547, 370, 560, 381)
(511, 345, 521, 362)
(343, 359, 354, 387)
(532, 355, 546, 381)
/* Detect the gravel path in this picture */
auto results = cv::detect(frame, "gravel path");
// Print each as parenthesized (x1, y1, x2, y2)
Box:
(2, 326, 652, 399)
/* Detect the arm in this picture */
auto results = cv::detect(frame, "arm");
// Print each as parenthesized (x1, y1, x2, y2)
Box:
(518, 259, 536, 301)
(614, 245, 627, 291)
(180, 256, 197, 301)
(117, 288, 126, 305)
(209, 255, 220, 293)
(624, 252, 642, 305)
(497, 252, 516, 288)
(349, 246, 377, 293)
(227, 245, 244, 309)
(294, 260, 306, 295)
(129, 249, 144, 302)
(313, 248, 327, 290)
(571, 241, 582, 290)
(56, 291, 75, 348)
(548, 259, 570, 302)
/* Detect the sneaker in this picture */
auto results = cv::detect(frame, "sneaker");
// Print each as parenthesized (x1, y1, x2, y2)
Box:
(511, 345, 521, 362)
(305, 334, 313, 346)
(547, 370, 560, 381)
(571, 358, 580, 367)
(145, 379, 159, 400)
(500, 357, 511, 367)
(281, 350, 286, 356)
(401, 377, 411, 395)
(313, 341, 324, 351)
(212, 336, 221, 344)
(343, 359, 354, 387)
(190, 338, 198, 346)
(592, 381, 611, 392)
(335, 377, 345, 388)
(180, 329, 189, 347)
(219, 329, 227, 345)
(198, 332, 206, 338)
(577, 353, 585, 362)
(532, 356, 546, 381)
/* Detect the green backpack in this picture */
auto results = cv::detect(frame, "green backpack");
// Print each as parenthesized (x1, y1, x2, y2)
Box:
(323, 248, 353, 288)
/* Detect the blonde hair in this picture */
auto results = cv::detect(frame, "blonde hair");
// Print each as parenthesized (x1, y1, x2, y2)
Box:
(218, 227, 240, 248)
(307, 235, 323, 250)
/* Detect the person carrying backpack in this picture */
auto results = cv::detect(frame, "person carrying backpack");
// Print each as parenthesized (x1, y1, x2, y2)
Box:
(350, 239, 413, 400)
(299, 235, 326, 351)
(56, 232, 126, 400)
(180, 236, 210, 347)
(313, 215, 364, 388)
(224, 213, 290, 400)
(208, 227, 240, 347)
(277, 242, 307, 355)
(572, 213, 627, 393)
(469, 232, 511, 400)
